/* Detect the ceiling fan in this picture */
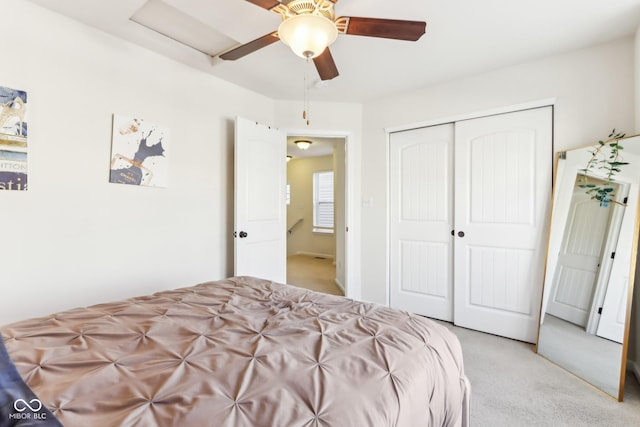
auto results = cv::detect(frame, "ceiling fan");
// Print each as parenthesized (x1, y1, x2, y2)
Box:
(218, 0, 427, 81)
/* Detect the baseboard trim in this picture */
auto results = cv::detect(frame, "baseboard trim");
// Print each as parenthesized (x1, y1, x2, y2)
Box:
(628, 360, 640, 385)
(295, 251, 335, 260)
(334, 278, 345, 294)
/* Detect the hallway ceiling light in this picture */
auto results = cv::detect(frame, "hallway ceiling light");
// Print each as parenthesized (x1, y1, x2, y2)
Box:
(295, 140, 313, 150)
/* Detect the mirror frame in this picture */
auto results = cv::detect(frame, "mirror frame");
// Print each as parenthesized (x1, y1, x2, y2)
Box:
(536, 133, 640, 401)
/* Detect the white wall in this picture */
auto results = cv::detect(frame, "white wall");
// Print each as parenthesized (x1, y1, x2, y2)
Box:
(360, 37, 636, 305)
(333, 143, 346, 289)
(0, 0, 275, 325)
(637, 25, 640, 133)
(630, 25, 640, 376)
(287, 155, 336, 258)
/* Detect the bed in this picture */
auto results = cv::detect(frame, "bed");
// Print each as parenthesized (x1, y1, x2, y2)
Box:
(1, 276, 470, 426)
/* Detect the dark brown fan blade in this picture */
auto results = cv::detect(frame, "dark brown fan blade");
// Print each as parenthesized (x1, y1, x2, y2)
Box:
(313, 48, 339, 81)
(245, 0, 305, 9)
(341, 17, 426, 41)
(219, 33, 279, 60)
(244, 0, 281, 10)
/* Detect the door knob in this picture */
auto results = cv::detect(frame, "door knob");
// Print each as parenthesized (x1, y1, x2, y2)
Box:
(239, 231, 248, 238)
(458, 231, 465, 237)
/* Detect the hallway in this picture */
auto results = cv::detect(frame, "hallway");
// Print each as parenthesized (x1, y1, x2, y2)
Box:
(287, 254, 343, 296)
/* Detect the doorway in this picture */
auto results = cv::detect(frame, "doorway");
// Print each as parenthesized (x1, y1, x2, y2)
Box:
(546, 175, 619, 329)
(546, 173, 629, 343)
(286, 134, 346, 296)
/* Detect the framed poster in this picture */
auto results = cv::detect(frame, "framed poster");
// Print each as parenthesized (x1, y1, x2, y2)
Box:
(0, 86, 28, 191)
(109, 114, 169, 187)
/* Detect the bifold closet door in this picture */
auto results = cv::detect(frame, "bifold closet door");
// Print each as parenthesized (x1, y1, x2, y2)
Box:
(390, 106, 552, 342)
(389, 123, 455, 321)
(453, 107, 552, 343)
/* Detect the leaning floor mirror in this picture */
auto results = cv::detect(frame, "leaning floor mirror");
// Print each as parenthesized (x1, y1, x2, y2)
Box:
(537, 133, 640, 401)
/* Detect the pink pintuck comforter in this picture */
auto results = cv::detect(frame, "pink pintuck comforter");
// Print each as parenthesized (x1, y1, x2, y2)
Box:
(1, 277, 469, 426)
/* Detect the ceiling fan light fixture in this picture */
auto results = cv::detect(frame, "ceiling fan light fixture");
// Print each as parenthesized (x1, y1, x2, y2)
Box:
(278, 14, 338, 59)
(295, 139, 312, 150)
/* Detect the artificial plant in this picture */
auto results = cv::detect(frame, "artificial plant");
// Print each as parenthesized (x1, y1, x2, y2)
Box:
(578, 129, 628, 207)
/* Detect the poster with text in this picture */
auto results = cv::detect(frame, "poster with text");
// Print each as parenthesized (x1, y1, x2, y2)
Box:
(109, 114, 169, 188)
(0, 86, 28, 191)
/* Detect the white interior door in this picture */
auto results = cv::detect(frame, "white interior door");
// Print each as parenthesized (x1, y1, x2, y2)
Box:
(546, 179, 612, 327)
(389, 124, 454, 321)
(453, 107, 552, 343)
(234, 116, 286, 283)
(597, 184, 637, 343)
(597, 274, 629, 343)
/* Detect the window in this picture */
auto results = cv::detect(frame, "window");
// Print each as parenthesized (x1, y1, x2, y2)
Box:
(313, 171, 334, 233)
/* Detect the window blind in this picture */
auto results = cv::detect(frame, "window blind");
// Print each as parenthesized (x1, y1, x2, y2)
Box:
(314, 171, 334, 230)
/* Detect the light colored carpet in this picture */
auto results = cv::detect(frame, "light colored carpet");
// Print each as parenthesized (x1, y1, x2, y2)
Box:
(438, 321, 640, 426)
(287, 254, 343, 296)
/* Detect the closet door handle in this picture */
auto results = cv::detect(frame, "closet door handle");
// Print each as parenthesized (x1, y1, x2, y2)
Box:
(458, 231, 465, 238)
(239, 231, 248, 238)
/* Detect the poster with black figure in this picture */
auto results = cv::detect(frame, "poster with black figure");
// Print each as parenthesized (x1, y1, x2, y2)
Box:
(0, 86, 28, 191)
(109, 114, 169, 187)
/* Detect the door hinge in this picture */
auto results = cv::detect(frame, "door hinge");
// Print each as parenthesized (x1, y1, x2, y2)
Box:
(623, 197, 628, 204)
(598, 307, 603, 315)
(611, 252, 616, 259)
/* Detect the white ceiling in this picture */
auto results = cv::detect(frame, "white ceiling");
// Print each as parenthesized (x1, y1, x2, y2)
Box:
(27, 0, 640, 103)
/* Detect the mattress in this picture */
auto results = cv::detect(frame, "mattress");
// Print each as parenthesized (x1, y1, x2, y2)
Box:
(1, 276, 469, 426)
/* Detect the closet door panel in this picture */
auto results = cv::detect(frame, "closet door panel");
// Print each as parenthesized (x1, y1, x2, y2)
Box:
(469, 132, 536, 225)
(453, 107, 552, 343)
(390, 124, 454, 321)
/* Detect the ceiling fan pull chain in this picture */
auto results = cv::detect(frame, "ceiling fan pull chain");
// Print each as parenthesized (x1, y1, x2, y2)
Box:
(304, 57, 310, 125)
